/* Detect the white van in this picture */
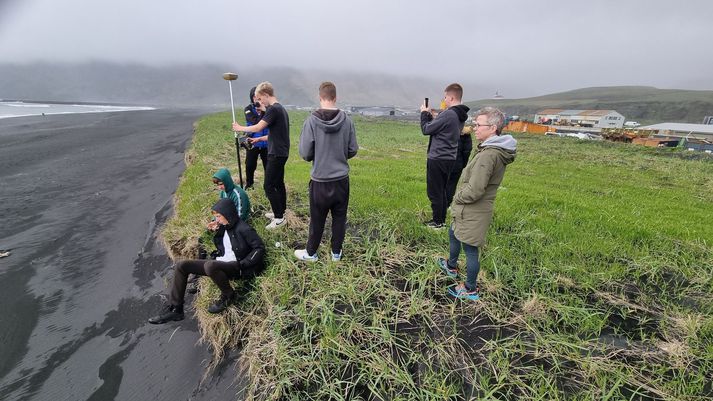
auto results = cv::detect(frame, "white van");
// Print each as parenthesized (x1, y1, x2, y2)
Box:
(624, 121, 640, 128)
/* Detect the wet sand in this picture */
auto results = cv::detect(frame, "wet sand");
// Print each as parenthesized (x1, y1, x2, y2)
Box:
(0, 110, 244, 400)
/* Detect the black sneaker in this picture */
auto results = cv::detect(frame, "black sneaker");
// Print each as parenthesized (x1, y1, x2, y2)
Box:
(424, 221, 444, 230)
(207, 292, 236, 314)
(148, 304, 184, 324)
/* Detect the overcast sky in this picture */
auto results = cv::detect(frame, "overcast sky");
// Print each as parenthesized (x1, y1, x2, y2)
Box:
(1, 0, 711, 98)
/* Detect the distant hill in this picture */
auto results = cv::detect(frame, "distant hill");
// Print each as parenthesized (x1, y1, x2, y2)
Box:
(0, 62, 475, 108)
(466, 86, 713, 124)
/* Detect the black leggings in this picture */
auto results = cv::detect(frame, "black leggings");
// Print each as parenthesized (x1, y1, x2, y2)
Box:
(169, 259, 255, 306)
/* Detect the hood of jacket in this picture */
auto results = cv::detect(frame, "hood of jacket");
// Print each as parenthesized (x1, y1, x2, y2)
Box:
(451, 104, 470, 123)
(480, 134, 517, 164)
(213, 168, 236, 192)
(311, 109, 347, 134)
(212, 198, 240, 228)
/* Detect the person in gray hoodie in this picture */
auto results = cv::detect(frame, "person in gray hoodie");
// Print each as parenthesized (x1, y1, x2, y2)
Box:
(438, 107, 516, 301)
(420, 83, 470, 229)
(294, 82, 358, 262)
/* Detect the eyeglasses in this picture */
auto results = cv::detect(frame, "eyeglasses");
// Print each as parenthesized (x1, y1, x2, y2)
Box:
(213, 181, 224, 185)
(473, 123, 493, 128)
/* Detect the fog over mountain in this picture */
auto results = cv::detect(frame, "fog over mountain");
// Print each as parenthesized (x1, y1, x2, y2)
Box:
(0, 62, 489, 108)
(1, 0, 712, 100)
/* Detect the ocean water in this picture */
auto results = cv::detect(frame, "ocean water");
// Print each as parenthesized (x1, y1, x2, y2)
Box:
(0, 101, 155, 119)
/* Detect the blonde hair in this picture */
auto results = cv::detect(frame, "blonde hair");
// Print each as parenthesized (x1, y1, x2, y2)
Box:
(255, 81, 274, 97)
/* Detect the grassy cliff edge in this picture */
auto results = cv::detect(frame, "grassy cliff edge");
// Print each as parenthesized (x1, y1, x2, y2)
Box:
(162, 111, 713, 400)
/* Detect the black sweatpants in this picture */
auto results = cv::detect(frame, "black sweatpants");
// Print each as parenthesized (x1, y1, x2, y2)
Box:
(264, 155, 288, 219)
(306, 177, 350, 255)
(169, 259, 259, 306)
(426, 158, 455, 225)
(245, 147, 268, 188)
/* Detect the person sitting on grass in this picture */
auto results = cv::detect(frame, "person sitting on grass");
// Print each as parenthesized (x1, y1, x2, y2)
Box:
(438, 107, 516, 301)
(148, 198, 265, 324)
(212, 168, 251, 222)
(189, 168, 251, 294)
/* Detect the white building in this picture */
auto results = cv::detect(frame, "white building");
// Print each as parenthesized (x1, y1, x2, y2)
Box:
(638, 122, 713, 141)
(534, 109, 625, 128)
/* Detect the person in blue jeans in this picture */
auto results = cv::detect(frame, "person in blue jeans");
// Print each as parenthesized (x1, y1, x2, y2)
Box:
(438, 107, 517, 301)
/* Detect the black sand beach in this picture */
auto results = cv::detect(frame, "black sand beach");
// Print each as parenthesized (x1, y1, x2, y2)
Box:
(0, 109, 243, 400)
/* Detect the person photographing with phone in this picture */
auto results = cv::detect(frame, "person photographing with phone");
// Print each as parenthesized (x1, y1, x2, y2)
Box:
(243, 87, 269, 190)
(419, 83, 470, 229)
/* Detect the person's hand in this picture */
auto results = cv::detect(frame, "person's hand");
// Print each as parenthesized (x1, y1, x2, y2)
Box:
(249, 135, 267, 144)
(420, 104, 430, 113)
(207, 220, 219, 231)
(232, 122, 244, 132)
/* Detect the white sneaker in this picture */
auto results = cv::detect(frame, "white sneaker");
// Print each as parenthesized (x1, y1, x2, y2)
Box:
(331, 251, 342, 262)
(265, 218, 285, 230)
(294, 249, 318, 262)
(264, 212, 275, 219)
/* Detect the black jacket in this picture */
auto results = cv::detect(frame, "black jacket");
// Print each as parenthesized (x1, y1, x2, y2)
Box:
(211, 198, 265, 274)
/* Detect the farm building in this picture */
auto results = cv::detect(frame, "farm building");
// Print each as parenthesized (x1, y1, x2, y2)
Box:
(638, 123, 713, 142)
(534, 109, 625, 128)
(350, 106, 395, 117)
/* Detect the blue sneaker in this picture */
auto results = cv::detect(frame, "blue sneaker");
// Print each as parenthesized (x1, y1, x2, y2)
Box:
(437, 257, 458, 278)
(447, 283, 480, 301)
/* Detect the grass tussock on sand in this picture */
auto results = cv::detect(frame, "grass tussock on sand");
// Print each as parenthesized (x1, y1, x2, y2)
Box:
(162, 111, 713, 400)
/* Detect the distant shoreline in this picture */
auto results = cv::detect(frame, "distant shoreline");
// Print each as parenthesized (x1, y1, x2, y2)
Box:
(0, 100, 157, 120)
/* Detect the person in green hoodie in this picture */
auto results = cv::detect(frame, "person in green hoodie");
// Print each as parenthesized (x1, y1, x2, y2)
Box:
(438, 107, 517, 301)
(211, 168, 251, 222)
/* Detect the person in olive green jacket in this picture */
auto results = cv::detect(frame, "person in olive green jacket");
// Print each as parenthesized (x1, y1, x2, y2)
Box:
(438, 107, 517, 301)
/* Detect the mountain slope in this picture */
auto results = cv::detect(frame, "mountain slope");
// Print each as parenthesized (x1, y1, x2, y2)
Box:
(466, 86, 713, 124)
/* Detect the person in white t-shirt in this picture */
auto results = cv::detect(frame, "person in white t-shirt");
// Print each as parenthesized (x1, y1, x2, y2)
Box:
(148, 198, 266, 324)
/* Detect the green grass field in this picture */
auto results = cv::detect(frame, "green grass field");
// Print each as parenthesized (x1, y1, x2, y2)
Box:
(162, 111, 713, 400)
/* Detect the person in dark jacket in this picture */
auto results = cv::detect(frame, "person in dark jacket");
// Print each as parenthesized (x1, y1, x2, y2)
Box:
(420, 83, 470, 229)
(243, 87, 269, 190)
(446, 125, 474, 207)
(294, 82, 358, 262)
(148, 198, 266, 324)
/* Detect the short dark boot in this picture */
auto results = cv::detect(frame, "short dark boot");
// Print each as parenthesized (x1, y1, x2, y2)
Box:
(207, 292, 235, 314)
(148, 304, 184, 324)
